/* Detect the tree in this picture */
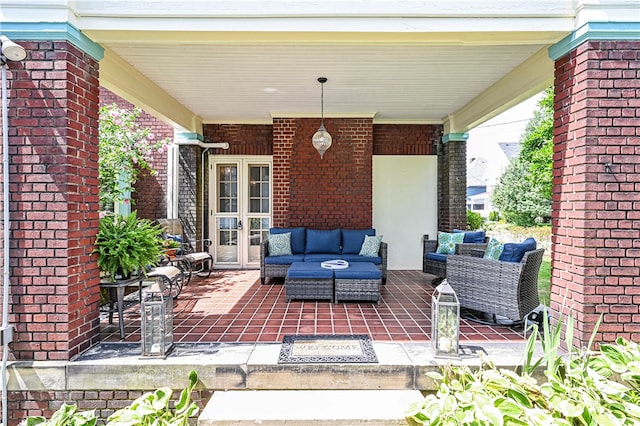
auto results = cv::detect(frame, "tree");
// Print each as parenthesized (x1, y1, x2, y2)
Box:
(491, 89, 553, 226)
(98, 104, 171, 209)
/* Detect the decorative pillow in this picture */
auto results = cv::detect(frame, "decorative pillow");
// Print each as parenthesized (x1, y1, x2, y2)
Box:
(270, 227, 306, 254)
(483, 238, 504, 260)
(268, 232, 292, 256)
(359, 235, 383, 257)
(167, 234, 183, 243)
(454, 229, 486, 244)
(341, 229, 375, 254)
(499, 237, 537, 263)
(436, 232, 465, 254)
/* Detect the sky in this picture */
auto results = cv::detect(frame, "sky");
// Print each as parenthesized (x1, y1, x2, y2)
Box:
(467, 92, 544, 186)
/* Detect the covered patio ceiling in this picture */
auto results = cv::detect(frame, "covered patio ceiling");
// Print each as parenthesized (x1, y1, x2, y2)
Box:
(11, 0, 580, 133)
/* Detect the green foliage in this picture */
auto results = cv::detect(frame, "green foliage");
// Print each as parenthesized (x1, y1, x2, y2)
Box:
(99, 104, 171, 207)
(94, 211, 164, 281)
(406, 311, 640, 425)
(466, 211, 486, 231)
(106, 370, 199, 425)
(25, 371, 200, 426)
(26, 404, 96, 426)
(488, 211, 500, 222)
(492, 88, 553, 226)
(491, 158, 551, 227)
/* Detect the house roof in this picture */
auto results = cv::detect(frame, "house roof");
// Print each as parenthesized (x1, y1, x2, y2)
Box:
(4, 0, 636, 133)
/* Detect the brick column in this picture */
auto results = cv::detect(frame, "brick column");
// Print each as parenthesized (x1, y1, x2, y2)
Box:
(552, 40, 640, 347)
(8, 40, 101, 360)
(438, 134, 468, 232)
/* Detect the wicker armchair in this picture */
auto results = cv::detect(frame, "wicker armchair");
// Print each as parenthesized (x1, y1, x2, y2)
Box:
(446, 248, 545, 322)
(422, 234, 487, 279)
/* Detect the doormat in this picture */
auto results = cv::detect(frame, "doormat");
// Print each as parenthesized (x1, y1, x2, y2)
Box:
(278, 334, 377, 364)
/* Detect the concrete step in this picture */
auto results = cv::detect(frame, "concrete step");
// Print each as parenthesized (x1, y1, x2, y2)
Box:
(198, 389, 424, 425)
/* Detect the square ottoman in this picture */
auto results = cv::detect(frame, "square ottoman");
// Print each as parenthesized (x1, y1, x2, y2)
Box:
(334, 262, 382, 304)
(285, 262, 334, 302)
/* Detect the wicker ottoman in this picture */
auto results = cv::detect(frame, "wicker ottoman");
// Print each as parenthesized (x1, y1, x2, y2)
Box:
(285, 262, 334, 302)
(334, 262, 382, 304)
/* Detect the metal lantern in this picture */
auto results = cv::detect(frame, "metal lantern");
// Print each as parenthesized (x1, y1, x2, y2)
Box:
(431, 279, 460, 358)
(141, 278, 175, 358)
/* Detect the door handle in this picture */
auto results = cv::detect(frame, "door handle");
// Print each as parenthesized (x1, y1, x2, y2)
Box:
(237, 220, 243, 230)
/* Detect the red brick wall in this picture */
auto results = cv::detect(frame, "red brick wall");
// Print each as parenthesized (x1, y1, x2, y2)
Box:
(273, 118, 374, 229)
(9, 41, 101, 360)
(99, 88, 172, 220)
(552, 40, 640, 347)
(373, 124, 439, 155)
(203, 124, 272, 156)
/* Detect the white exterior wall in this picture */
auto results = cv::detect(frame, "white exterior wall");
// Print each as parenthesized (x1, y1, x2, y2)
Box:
(373, 156, 437, 270)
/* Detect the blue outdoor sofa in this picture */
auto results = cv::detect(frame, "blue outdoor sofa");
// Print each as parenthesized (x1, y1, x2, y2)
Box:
(260, 227, 387, 285)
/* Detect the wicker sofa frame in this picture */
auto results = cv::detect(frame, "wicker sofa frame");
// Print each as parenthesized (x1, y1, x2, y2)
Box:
(260, 240, 388, 285)
(446, 248, 545, 322)
(422, 234, 487, 279)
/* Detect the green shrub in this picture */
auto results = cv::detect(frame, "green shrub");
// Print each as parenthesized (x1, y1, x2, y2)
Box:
(406, 312, 640, 425)
(466, 211, 485, 231)
(26, 371, 199, 426)
(488, 210, 500, 222)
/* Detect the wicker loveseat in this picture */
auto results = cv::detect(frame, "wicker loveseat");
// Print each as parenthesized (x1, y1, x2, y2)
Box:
(422, 232, 488, 280)
(446, 247, 545, 323)
(260, 227, 387, 285)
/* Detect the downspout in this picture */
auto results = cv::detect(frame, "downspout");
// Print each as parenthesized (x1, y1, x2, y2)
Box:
(174, 136, 228, 249)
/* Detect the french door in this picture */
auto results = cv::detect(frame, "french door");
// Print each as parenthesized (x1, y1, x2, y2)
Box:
(209, 157, 272, 269)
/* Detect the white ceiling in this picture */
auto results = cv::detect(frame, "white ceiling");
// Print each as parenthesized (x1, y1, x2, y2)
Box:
(104, 42, 546, 124)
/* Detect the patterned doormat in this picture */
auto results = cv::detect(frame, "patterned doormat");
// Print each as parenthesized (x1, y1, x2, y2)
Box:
(278, 334, 378, 364)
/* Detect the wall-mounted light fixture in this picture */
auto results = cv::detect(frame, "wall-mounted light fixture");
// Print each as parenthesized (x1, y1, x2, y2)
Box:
(311, 77, 332, 159)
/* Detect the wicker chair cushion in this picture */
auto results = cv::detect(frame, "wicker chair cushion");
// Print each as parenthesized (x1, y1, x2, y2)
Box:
(359, 235, 383, 257)
(342, 254, 381, 264)
(287, 262, 333, 279)
(341, 229, 375, 254)
(425, 252, 447, 263)
(499, 237, 536, 262)
(265, 254, 305, 264)
(453, 229, 486, 244)
(436, 232, 465, 254)
(334, 262, 381, 280)
(268, 232, 292, 256)
(306, 229, 341, 254)
(270, 227, 306, 254)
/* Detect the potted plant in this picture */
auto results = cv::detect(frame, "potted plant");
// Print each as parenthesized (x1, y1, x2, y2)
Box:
(94, 211, 164, 281)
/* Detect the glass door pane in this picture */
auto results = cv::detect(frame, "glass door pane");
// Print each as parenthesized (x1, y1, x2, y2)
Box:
(215, 217, 238, 263)
(246, 165, 270, 264)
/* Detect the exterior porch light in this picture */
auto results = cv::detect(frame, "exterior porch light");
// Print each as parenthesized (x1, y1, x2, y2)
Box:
(312, 77, 332, 159)
(141, 278, 175, 358)
(431, 279, 460, 358)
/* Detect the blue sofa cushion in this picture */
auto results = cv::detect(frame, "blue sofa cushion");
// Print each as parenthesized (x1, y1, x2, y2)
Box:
(341, 229, 375, 254)
(270, 227, 306, 254)
(342, 254, 382, 265)
(304, 254, 343, 263)
(265, 254, 305, 264)
(454, 229, 486, 244)
(334, 262, 381, 280)
(287, 262, 333, 279)
(499, 238, 537, 263)
(425, 252, 447, 263)
(305, 229, 341, 254)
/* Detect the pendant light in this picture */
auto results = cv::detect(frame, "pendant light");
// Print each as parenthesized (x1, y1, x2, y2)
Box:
(312, 77, 332, 159)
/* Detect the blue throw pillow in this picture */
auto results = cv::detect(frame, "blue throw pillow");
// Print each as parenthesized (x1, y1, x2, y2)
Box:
(483, 238, 504, 260)
(499, 238, 537, 263)
(436, 232, 465, 254)
(341, 229, 375, 254)
(305, 229, 341, 254)
(454, 229, 486, 244)
(270, 227, 306, 254)
(268, 232, 292, 256)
